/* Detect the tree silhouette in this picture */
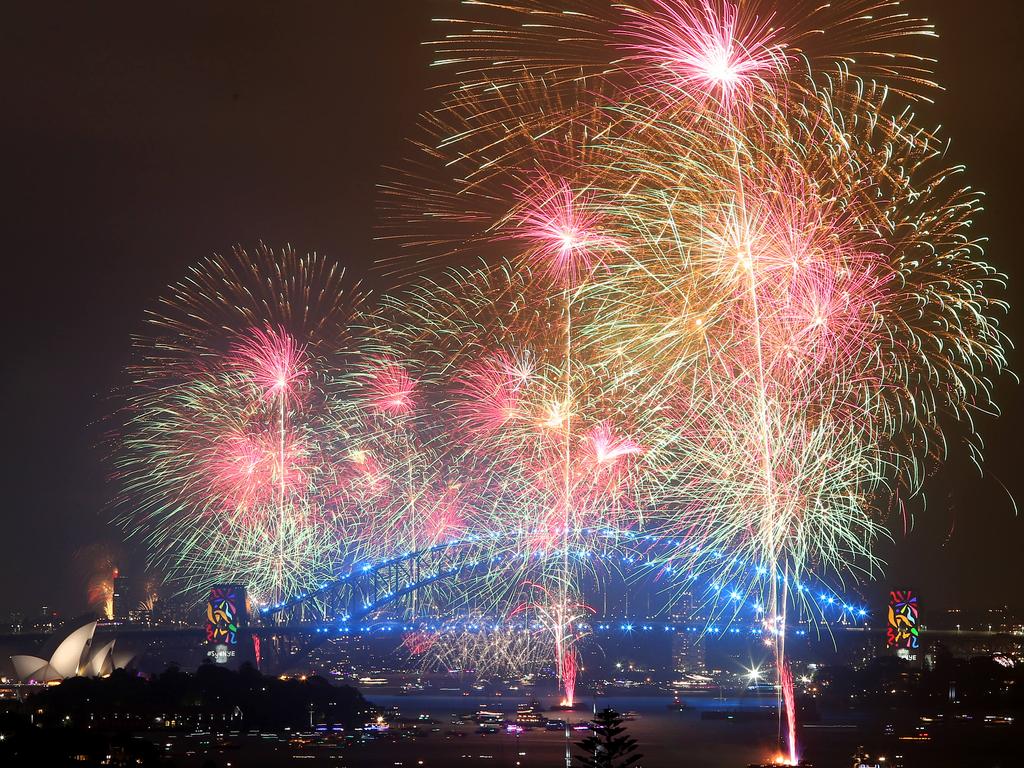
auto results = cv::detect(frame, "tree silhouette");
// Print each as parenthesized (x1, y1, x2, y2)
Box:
(574, 708, 643, 768)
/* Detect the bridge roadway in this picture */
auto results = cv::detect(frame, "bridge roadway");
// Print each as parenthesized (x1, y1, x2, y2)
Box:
(1, 621, 1017, 646)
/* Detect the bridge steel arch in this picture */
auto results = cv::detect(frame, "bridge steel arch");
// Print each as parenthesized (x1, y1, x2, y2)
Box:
(254, 529, 867, 631)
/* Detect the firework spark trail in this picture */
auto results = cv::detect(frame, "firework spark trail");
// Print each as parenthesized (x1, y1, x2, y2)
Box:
(404, 623, 557, 681)
(779, 658, 797, 764)
(512, 583, 594, 705)
(116, 246, 499, 612)
(399, 579, 597, 682)
(405, 625, 552, 678)
(230, 326, 310, 604)
(580, 74, 1007, 586)
(378, 47, 667, 704)
(614, 0, 788, 111)
(422, 0, 937, 107)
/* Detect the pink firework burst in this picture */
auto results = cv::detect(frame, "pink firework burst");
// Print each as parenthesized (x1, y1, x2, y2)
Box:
(207, 431, 271, 509)
(707, 168, 887, 372)
(230, 326, 309, 401)
(422, 487, 468, 544)
(207, 429, 308, 512)
(364, 359, 416, 415)
(454, 350, 532, 436)
(585, 421, 642, 465)
(614, 0, 786, 108)
(577, 421, 644, 505)
(401, 630, 439, 657)
(509, 176, 617, 286)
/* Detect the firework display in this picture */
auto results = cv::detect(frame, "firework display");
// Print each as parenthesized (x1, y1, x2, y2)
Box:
(399, 583, 594, 686)
(75, 543, 121, 620)
(115, 3, 1007, 762)
(402, 625, 553, 680)
(378, 0, 1005, 758)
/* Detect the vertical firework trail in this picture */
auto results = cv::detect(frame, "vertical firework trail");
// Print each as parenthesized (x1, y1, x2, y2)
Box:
(559, 285, 575, 706)
(230, 326, 309, 607)
(729, 118, 797, 762)
(114, 245, 369, 604)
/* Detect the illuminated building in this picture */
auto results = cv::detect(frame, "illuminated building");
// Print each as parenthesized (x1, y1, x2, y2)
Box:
(10, 619, 133, 682)
(205, 584, 250, 667)
(671, 629, 705, 673)
(887, 590, 920, 652)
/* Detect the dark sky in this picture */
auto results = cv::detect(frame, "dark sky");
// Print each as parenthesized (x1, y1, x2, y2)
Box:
(1, 1, 1021, 619)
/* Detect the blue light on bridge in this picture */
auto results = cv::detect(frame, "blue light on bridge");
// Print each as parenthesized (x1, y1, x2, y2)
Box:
(258, 532, 871, 631)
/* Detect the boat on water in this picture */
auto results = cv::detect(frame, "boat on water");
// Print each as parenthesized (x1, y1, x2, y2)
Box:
(514, 702, 545, 727)
(473, 708, 504, 724)
(670, 674, 716, 692)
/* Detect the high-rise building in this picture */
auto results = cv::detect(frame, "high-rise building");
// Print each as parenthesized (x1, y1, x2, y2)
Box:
(152, 595, 197, 627)
(112, 574, 132, 621)
(205, 584, 252, 667)
(672, 630, 705, 673)
(668, 590, 695, 622)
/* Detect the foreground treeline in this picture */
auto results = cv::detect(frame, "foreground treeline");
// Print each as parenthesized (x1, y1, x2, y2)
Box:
(0, 662, 371, 766)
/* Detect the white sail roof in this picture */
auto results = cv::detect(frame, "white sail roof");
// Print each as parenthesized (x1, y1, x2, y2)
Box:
(10, 620, 107, 682)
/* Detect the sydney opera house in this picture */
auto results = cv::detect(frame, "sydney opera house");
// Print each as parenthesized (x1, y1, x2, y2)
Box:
(11, 619, 132, 683)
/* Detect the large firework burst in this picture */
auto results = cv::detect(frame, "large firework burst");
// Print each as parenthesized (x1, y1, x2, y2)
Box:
(114, 245, 366, 603)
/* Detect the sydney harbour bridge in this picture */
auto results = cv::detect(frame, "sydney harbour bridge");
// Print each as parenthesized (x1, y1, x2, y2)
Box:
(198, 527, 876, 677)
(4, 529, 1010, 682)
(254, 528, 866, 629)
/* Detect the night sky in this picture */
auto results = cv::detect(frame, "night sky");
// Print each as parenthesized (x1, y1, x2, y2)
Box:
(2, 1, 1021, 618)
